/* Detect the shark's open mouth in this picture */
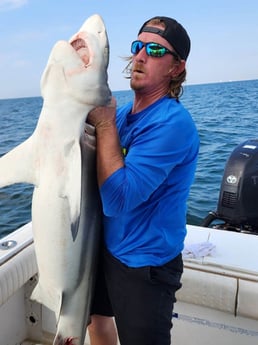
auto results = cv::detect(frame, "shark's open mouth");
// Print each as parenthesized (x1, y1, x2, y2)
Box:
(71, 38, 85, 51)
(70, 38, 90, 66)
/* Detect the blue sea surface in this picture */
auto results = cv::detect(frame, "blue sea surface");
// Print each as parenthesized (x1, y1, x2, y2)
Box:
(0, 79, 258, 238)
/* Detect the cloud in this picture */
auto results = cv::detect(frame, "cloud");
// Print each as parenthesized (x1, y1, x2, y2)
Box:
(0, 0, 28, 11)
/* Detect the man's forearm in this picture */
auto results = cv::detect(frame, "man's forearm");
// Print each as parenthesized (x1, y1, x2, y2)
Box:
(95, 121, 124, 186)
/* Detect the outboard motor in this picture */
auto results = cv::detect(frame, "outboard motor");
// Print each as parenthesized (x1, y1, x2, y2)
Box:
(201, 139, 258, 234)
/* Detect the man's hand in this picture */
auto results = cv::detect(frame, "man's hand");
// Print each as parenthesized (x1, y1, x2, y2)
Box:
(86, 96, 123, 186)
(87, 97, 117, 129)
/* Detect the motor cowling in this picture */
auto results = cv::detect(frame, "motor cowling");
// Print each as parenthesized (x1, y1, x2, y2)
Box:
(202, 139, 258, 233)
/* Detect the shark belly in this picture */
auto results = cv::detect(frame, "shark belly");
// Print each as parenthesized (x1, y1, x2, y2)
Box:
(31, 127, 102, 345)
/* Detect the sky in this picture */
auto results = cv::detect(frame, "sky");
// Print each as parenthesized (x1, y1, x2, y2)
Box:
(0, 0, 258, 99)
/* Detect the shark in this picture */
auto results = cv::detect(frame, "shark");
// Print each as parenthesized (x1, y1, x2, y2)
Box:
(0, 14, 111, 345)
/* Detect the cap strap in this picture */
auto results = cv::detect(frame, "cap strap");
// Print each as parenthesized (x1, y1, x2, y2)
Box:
(140, 26, 165, 36)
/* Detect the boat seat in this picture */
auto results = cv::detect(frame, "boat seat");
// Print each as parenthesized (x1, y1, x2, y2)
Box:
(176, 267, 237, 314)
(178, 225, 258, 320)
(0, 223, 37, 307)
(237, 279, 258, 320)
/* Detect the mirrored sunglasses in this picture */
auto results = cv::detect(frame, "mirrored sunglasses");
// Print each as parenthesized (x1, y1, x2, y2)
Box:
(131, 40, 179, 59)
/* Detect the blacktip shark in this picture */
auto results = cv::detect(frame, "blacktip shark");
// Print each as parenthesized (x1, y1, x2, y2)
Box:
(0, 14, 111, 345)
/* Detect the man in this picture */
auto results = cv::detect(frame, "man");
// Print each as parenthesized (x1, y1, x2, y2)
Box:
(87, 16, 199, 345)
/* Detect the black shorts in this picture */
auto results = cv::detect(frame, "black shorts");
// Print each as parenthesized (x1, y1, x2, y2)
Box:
(91, 248, 183, 345)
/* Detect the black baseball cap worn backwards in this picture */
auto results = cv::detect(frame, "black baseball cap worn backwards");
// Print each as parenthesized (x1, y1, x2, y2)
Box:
(138, 16, 191, 61)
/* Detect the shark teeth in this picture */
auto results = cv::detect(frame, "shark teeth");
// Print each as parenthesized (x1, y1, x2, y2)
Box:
(70, 38, 86, 51)
(70, 38, 89, 66)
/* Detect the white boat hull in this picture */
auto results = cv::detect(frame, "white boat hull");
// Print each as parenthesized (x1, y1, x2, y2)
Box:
(0, 222, 258, 344)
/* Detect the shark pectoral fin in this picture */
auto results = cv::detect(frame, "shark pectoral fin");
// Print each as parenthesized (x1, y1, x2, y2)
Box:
(31, 282, 62, 318)
(60, 140, 82, 241)
(0, 135, 38, 188)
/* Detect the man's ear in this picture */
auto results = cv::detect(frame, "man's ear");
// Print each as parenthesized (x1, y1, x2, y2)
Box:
(168, 60, 186, 78)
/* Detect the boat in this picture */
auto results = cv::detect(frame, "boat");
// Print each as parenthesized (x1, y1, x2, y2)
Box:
(1, 140, 258, 344)
(0, 222, 258, 345)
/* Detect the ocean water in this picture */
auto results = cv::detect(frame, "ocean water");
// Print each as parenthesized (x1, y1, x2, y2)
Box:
(0, 79, 258, 238)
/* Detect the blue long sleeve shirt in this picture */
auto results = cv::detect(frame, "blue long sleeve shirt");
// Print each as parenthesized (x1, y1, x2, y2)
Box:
(100, 96, 199, 267)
